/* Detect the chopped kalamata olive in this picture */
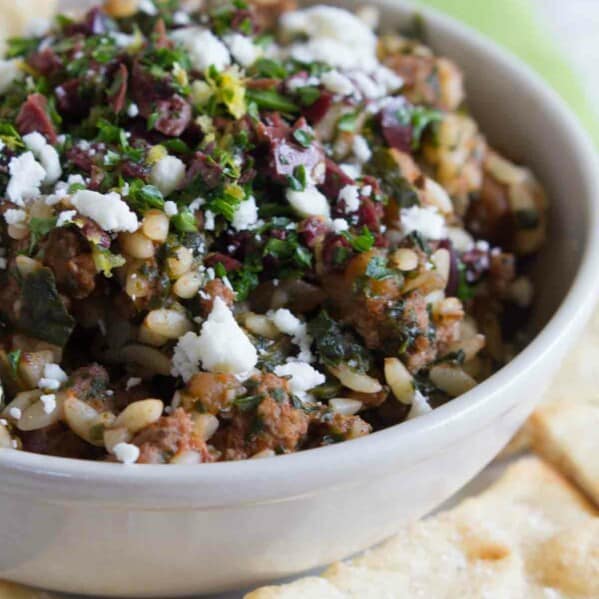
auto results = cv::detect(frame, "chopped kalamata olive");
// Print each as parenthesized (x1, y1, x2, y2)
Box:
(108, 64, 129, 115)
(256, 117, 325, 185)
(320, 158, 355, 202)
(153, 95, 192, 137)
(205, 253, 243, 272)
(358, 198, 383, 232)
(27, 48, 62, 78)
(16, 93, 57, 143)
(378, 97, 413, 153)
(303, 92, 334, 125)
(55, 79, 89, 118)
(186, 151, 224, 189)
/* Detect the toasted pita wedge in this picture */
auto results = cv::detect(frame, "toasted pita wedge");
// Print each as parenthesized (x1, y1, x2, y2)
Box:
(0, 581, 54, 599)
(529, 402, 599, 506)
(246, 458, 598, 598)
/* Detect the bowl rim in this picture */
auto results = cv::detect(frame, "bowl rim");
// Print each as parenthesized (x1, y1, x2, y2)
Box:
(1, 0, 599, 506)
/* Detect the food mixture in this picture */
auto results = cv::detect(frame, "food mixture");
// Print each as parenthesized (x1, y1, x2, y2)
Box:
(0, 1, 546, 464)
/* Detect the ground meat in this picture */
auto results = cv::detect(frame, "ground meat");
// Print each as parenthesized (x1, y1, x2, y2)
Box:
(199, 279, 236, 315)
(307, 412, 371, 446)
(42, 228, 97, 300)
(252, 0, 297, 30)
(132, 408, 211, 464)
(186, 372, 242, 413)
(66, 364, 112, 412)
(211, 373, 309, 460)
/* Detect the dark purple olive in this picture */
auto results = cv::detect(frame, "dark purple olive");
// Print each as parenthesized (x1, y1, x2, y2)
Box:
(16, 94, 57, 144)
(320, 158, 355, 202)
(378, 97, 412, 153)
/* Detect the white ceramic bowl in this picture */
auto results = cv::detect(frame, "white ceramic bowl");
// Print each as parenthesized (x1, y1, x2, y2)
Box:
(1, 1, 599, 596)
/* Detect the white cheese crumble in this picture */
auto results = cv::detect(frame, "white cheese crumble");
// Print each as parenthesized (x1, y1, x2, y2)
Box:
(224, 33, 263, 67)
(38, 363, 68, 391)
(0, 59, 22, 95)
(8, 407, 22, 420)
(138, 0, 158, 16)
(338, 185, 361, 212)
(40, 394, 56, 414)
(274, 362, 325, 401)
(268, 309, 314, 363)
(23, 132, 62, 185)
(339, 163, 361, 180)
(352, 135, 372, 164)
(56, 210, 76, 227)
(127, 102, 139, 118)
(3, 208, 26, 225)
(70, 190, 139, 233)
(280, 6, 379, 72)
(113, 442, 140, 464)
(231, 196, 258, 231)
(400, 205, 447, 240)
(171, 27, 231, 72)
(286, 186, 330, 218)
(204, 209, 216, 231)
(151, 155, 186, 197)
(7, 152, 46, 206)
(172, 10, 191, 26)
(172, 298, 257, 380)
(321, 70, 355, 96)
(164, 200, 178, 217)
(332, 218, 349, 233)
(408, 391, 433, 419)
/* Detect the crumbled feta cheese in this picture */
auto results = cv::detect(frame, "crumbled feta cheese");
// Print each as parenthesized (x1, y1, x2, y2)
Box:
(171, 27, 231, 72)
(23, 132, 62, 184)
(408, 391, 433, 419)
(339, 163, 361, 180)
(8, 407, 22, 420)
(231, 196, 258, 231)
(40, 394, 56, 414)
(71, 190, 139, 233)
(127, 102, 139, 118)
(56, 210, 76, 227)
(113, 442, 140, 464)
(286, 186, 330, 218)
(332, 218, 349, 233)
(400, 205, 446, 240)
(338, 185, 361, 212)
(38, 363, 68, 392)
(352, 135, 372, 164)
(151, 155, 186, 197)
(224, 33, 262, 67)
(110, 31, 136, 48)
(274, 362, 325, 401)
(269, 308, 302, 336)
(126, 377, 142, 390)
(321, 70, 354, 96)
(173, 10, 191, 25)
(188, 197, 206, 212)
(204, 210, 216, 231)
(281, 6, 379, 72)
(172, 298, 257, 379)
(7, 152, 46, 206)
(0, 59, 22, 95)
(269, 309, 314, 363)
(4, 208, 26, 225)
(138, 0, 158, 15)
(164, 200, 178, 217)
(198, 297, 257, 374)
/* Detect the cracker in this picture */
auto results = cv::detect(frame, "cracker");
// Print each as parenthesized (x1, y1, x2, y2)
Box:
(246, 458, 598, 598)
(244, 577, 344, 599)
(529, 402, 599, 506)
(0, 581, 54, 599)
